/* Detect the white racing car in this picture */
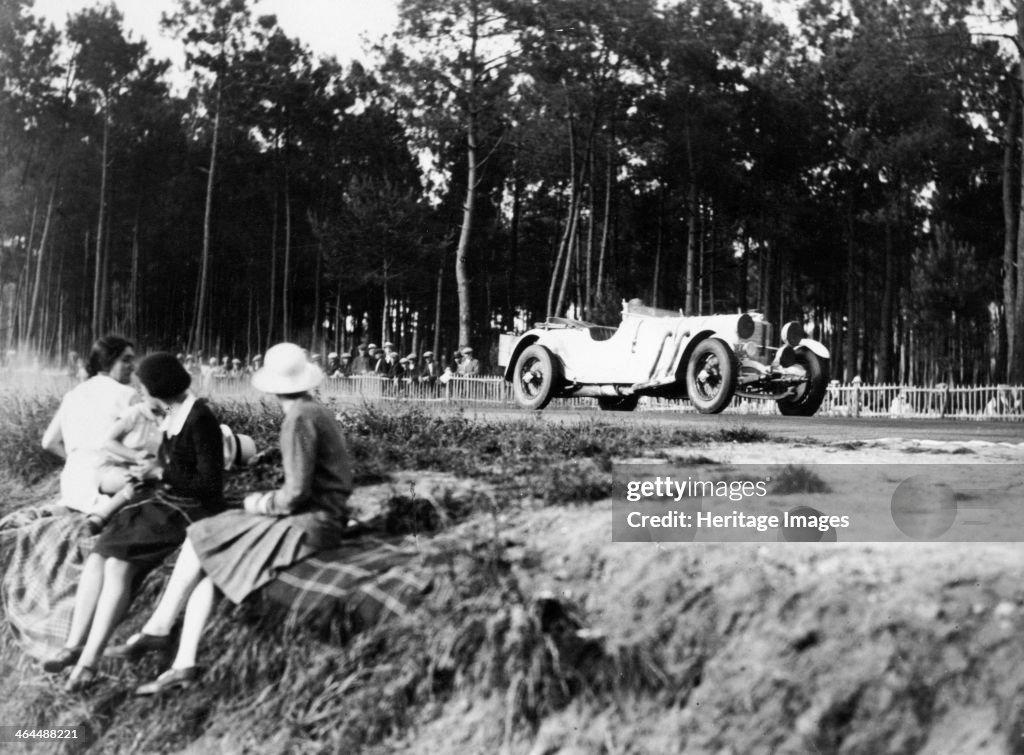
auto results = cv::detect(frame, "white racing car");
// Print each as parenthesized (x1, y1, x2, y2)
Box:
(499, 301, 830, 415)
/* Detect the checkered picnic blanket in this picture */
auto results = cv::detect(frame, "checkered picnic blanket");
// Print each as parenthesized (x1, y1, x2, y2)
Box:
(0, 507, 96, 660)
(261, 536, 432, 630)
(1, 504, 431, 660)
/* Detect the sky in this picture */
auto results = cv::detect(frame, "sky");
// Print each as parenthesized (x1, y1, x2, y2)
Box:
(31, 0, 400, 67)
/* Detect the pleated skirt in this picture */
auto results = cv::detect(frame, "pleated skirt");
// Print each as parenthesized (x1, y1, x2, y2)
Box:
(94, 490, 216, 570)
(187, 509, 342, 605)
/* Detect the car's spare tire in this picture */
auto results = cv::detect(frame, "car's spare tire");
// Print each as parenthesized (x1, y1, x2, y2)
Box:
(685, 337, 737, 414)
(512, 344, 562, 410)
(597, 395, 640, 412)
(777, 349, 829, 416)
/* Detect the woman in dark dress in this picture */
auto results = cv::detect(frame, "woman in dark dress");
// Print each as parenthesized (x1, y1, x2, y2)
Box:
(43, 352, 225, 692)
(111, 342, 353, 695)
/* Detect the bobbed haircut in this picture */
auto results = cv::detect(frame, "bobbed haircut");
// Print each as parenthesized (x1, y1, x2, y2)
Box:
(87, 335, 133, 377)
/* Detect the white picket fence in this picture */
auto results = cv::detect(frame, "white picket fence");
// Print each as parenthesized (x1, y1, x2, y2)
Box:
(9, 370, 1020, 421)
(205, 375, 1024, 421)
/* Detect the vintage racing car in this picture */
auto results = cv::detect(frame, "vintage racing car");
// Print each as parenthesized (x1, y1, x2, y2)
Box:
(499, 301, 830, 415)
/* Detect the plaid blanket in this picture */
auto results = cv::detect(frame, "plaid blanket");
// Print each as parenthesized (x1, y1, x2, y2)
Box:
(0, 508, 96, 660)
(261, 536, 432, 630)
(1, 506, 431, 659)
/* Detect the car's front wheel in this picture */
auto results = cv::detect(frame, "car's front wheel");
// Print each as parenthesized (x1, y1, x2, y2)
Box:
(685, 338, 737, 414)
(512, 344, 562, 410)
(776, 350, 829, 416)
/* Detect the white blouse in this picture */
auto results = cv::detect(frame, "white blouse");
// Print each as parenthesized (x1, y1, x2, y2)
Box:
(42, 375, 136, 514)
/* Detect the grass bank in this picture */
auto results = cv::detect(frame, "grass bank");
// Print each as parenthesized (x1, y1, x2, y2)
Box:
(1, 398, 772, 754)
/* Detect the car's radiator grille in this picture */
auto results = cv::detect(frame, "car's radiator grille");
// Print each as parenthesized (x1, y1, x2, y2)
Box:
(740, 320, 772, 360)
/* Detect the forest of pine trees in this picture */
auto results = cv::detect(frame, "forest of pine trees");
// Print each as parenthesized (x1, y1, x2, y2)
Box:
(2, 0, 1024, 384)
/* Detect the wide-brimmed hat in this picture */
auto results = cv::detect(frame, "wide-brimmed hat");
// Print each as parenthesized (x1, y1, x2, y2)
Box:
(461, 347, 474, 355)
(220, 424, 257, 470)
(251, 342, 323, 394)
(422, 351, 434, 358)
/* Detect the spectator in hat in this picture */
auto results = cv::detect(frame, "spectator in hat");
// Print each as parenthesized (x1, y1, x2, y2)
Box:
(326, 352, 341, 377)
(457, 346, 480, 376)
(350, 345, 371, 376)
(121, 343, 352, 695)
(337, 353, 351, 378)
(45, 352, 226, 692)
(418, 351, 439, 386)
(372, 345, 388, 376)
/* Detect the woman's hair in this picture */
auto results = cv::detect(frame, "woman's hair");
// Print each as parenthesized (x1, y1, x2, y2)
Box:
(87, 335, 133, 377)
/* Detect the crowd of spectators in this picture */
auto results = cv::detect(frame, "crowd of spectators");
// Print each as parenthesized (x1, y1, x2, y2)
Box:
(173, 342, 489, 392)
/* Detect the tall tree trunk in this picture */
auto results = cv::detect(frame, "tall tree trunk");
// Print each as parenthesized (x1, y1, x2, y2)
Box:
(267, 191, 278, 351)
(878, 219, 895, 382)
(584, 147, 595, 318)
(507, 172, 521, 327)
(433, 252, 444, 356)
(1015, 8, 1024, 382)
(27, 180, 57, 346)
(685, 181, 699, 315)
(596, 139, 613, 303)
(455, 110, 477, 349)
(684, 121, 698, 315)
(554, 193, 581, 318)
(129, 215, 139, 339)
(652, 191, 663, 308)
(311, 231, 322, 348)
(738, 235, 749, 313)
(190, 84, 221, 353)
(283, 166, 292, 343)
(91, 113, 110, 339)
(845, 198, 857, 381)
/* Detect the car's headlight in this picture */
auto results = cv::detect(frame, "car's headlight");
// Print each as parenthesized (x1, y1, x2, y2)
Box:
(737, 313, 756, 340)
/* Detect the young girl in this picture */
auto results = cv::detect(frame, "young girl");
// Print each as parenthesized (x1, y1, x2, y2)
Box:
(111, 342, 353, 694)
(44, 352, 225, 692)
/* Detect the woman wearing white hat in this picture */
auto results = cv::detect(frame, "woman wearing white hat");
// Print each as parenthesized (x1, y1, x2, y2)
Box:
(113, 343, 354, 694)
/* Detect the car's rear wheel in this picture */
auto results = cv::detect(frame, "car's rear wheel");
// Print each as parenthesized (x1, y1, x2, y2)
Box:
(685, 338, 737, 414)
(512, 344, 561, 410)
(597, 395, 639, 412)
(776, 350, 829, 416)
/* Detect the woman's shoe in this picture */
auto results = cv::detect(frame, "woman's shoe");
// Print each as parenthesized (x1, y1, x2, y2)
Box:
(134, 667, 198, 696)
(104, 632, 173, 660)
(42, 646, 83, 673)
(64, 665, 98, 694)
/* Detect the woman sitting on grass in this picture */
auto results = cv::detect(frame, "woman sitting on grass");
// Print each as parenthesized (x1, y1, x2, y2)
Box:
(108, 342, 353, 695)
(0, 336, 136, 662)
(41, 335, 137, 516)
(43, 352, 226, 692)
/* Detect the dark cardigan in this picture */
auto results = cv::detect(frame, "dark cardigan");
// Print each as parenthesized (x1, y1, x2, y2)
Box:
(93, 398, 225, 567)
(159, 399, 224, 505)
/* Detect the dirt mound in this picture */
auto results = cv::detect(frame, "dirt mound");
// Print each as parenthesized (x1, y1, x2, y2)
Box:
(388, 504, 1024, 754)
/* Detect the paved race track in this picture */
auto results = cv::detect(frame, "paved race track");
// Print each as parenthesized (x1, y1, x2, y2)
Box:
(457, 406, 1024, 445)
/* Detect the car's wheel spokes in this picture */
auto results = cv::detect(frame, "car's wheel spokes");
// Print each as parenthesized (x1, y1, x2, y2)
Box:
(695, 354, 722, 398)
(519, 358, 544, 397)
